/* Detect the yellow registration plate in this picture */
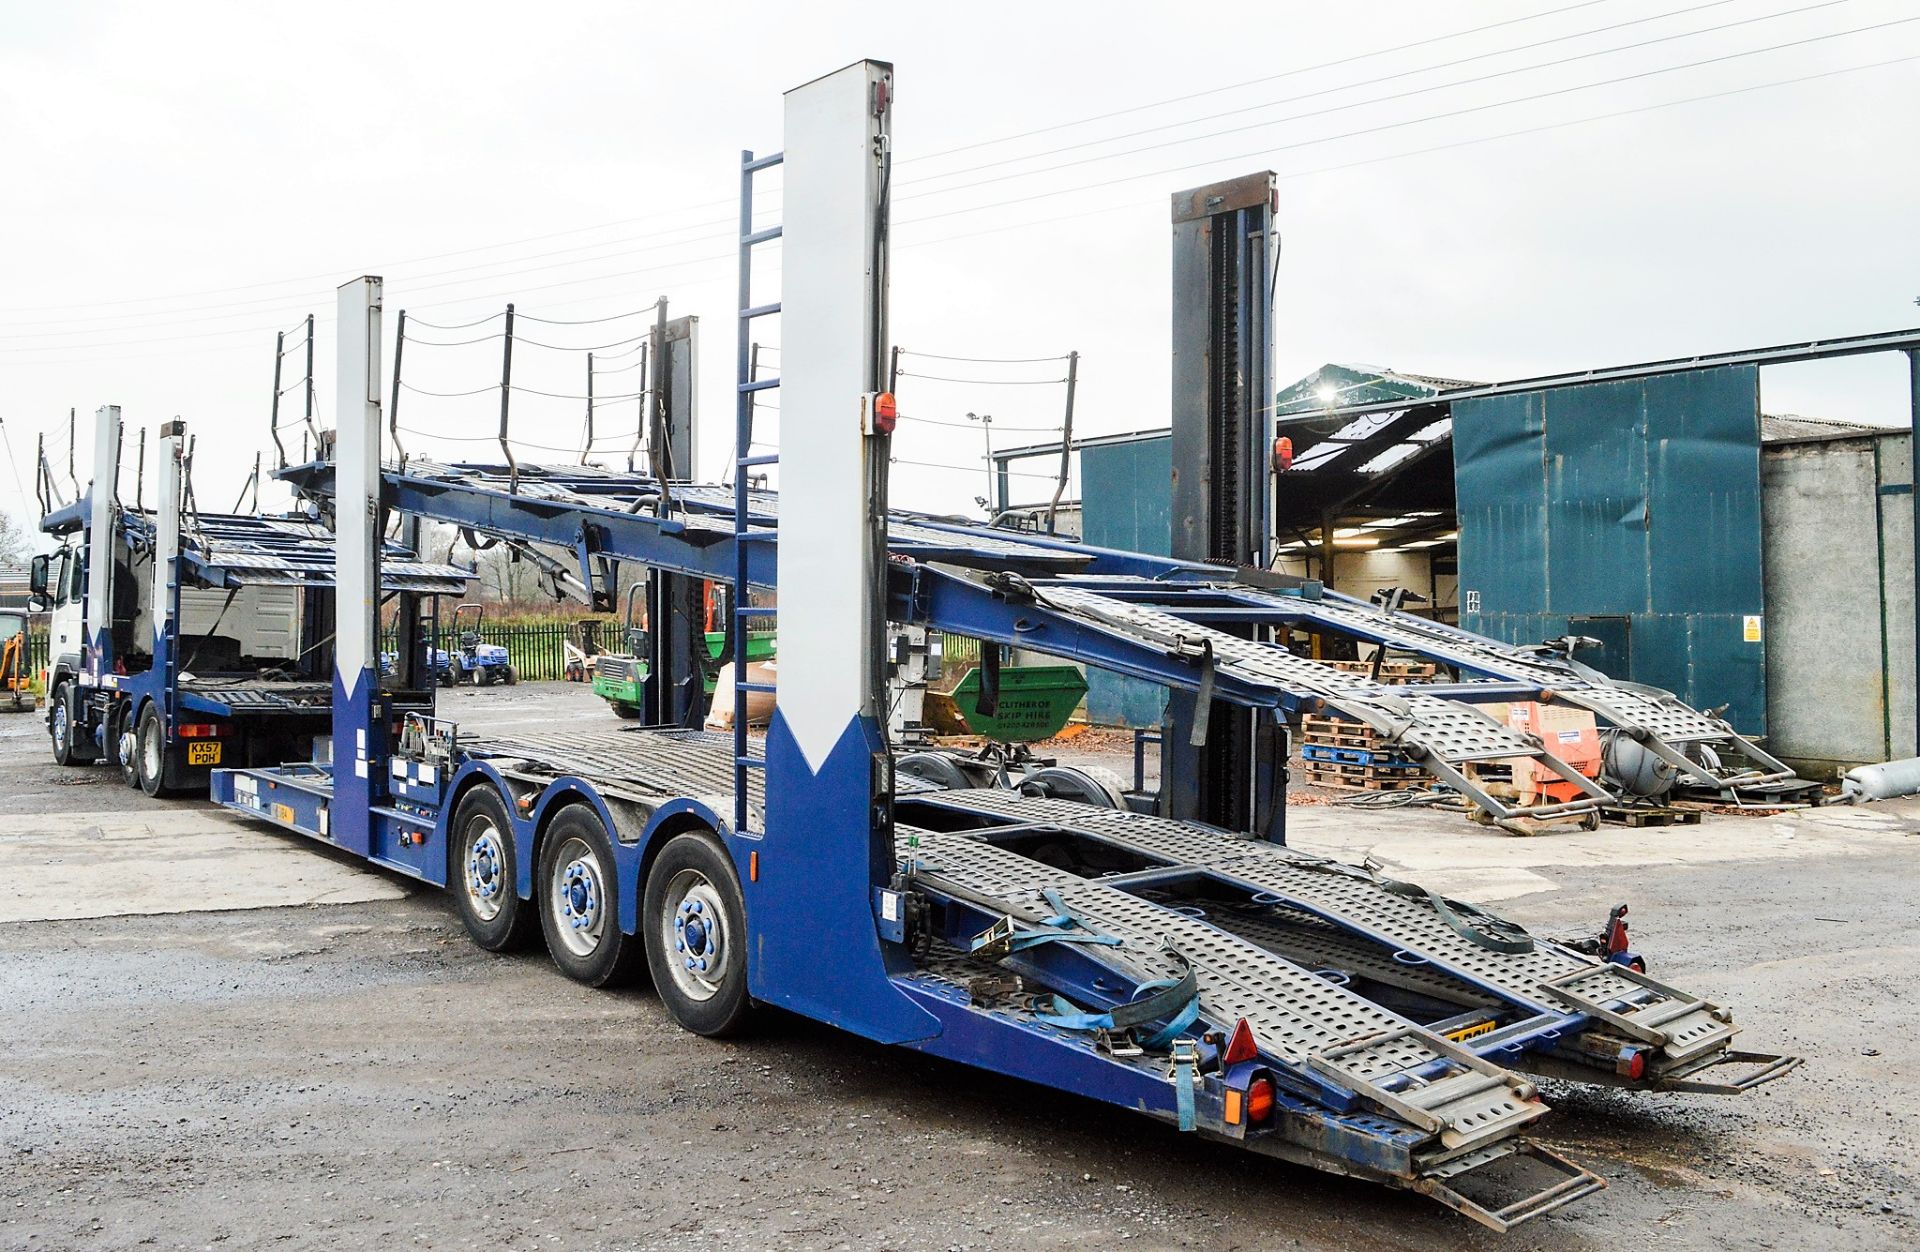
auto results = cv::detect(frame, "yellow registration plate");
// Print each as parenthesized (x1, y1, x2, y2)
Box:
(187, 741, 223, 766)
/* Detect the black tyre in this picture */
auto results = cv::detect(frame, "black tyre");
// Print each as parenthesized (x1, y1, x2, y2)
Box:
(135, 703, 171, 797)
(609, 701, 641, 720)
(501, 665, 518, 687)
(438, 669, 454, 689)
(1020, 764, 1128, 808)
(49, 682, 83, 766)
(447, 785, 536, 952)
(643, 831, 753, 1037)
(537, 805, 644, 987)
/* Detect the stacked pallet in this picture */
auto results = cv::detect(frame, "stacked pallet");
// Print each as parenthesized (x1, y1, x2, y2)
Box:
(1298, 715, 1431, 792)
(1323, 658, 1437, 685)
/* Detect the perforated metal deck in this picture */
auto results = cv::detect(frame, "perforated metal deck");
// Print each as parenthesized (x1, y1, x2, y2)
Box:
(464, 727, 767, 815)
(908, 826, 1545, 1150)
(909, 789, 1737, 1064)
(1038, 587, 1563, 768)
(1238, 590, 1738, 746)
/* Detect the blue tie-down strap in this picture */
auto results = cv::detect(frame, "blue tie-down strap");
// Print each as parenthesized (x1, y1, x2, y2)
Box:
(1037, 946, 1204, 1057)
(1169, 1038, 1201, 1131)
(968, 887, 1126, 959)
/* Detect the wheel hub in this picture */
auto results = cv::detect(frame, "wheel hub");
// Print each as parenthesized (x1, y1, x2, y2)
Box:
(548, 837, 607, 958)
(464, 826, 507, 922)
(561, 861, 600, 930)
(662, 872, 729, 1002)
(675, 897, 723, 972)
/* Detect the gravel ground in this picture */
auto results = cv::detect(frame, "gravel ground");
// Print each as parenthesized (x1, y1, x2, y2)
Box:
(2, 682, 1916, 1250)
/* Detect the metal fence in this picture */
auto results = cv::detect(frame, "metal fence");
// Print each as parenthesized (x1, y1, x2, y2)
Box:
(432, 622, 574, 681)
(382, 622, 576, 682)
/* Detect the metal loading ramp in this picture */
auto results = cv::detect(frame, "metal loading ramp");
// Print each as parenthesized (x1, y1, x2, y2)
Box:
(898, 788, 1796, 1223)
(899, 822, 1607, 1227)
(912, 789, 1744, 1075)
(1032, 585, 1611, 819)
(904, 832, 1548, 1146)
(1155, 581, 1796, 791)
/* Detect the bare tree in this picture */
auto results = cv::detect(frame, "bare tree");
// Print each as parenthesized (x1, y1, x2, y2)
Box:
(0, 511, 26, 566)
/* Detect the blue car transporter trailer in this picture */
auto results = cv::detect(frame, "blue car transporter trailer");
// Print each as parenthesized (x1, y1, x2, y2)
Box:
(35, 404, 472, 796)
(214, 62, 1798, 1231)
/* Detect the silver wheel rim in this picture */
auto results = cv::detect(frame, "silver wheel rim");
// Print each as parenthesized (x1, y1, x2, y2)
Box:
(549, 836, 607, 958)
(660, 868, 728, 1003)
(463, 816, 508, 922)
(51, 701, 67, 748)
(141, 720, 162, 782)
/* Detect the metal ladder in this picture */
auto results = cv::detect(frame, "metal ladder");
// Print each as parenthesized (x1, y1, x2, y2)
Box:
(731, 148, 783, 835)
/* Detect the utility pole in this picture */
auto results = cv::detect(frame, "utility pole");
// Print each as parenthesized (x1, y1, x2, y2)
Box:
(967, 411, 994, 513)
(1910, 348, 1918, 757)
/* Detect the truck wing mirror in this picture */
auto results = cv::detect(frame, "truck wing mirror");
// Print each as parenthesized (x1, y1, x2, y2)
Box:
(27, 553, 49, 596)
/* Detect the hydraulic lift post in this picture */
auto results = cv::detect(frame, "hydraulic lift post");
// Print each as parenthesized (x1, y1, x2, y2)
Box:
(642, 314, 707, 726)
(1163, 171, 1284, 839)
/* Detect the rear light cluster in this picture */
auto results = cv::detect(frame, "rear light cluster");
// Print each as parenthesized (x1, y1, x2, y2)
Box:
(1221, 1018, 1276, 1128)
(176, 723, 233, 739)
(1246, 1076, 1276, 1124)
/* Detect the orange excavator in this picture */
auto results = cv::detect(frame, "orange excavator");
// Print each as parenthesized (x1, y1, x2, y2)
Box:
(0, 609, 33, 713)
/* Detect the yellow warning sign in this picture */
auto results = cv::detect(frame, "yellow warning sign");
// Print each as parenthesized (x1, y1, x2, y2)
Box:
(1742, 615, 1763, 643)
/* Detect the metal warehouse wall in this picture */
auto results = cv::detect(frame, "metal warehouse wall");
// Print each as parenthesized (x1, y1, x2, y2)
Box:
(1761, 432, 1915, 773)
(1080, 435, 1173, 726)
(1454, 366, 1768, 733)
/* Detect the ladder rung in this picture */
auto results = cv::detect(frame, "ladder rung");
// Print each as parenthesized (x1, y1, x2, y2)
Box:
(742, 225, 783, 246)
(743, 151, 784, 173)
(737, 606, 778, 617)
(735, 756, 767, 770)
(738, 378, 781, 394)
(735, 531, 777, 543)
(737, 452, 779, 467)
(739, 302, 782, 320)
(737, 682, 776, 694)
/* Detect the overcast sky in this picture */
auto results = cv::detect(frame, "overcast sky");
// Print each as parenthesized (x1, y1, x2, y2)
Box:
(2, 0, 1915, 541)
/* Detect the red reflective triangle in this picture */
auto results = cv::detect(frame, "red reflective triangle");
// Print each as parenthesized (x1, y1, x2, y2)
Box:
(1223, 1017, 1259, 1066)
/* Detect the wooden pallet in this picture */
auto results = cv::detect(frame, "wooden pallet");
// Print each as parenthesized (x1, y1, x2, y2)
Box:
(1324, 659, 1438, 685)
(1301, 742, 1419, 769)
(1302, 770, 1428, 793)
(1599, 805, 1703, 828)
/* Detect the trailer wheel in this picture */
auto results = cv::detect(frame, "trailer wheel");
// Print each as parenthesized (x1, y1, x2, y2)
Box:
(643, 831, 753, 1037)
(449, 786, 536, 952)
(49, 682, 83, 766)
(1019, 764, 1128, 809)
(537, 806, 643, 987)
(135, 704, 172, 797)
